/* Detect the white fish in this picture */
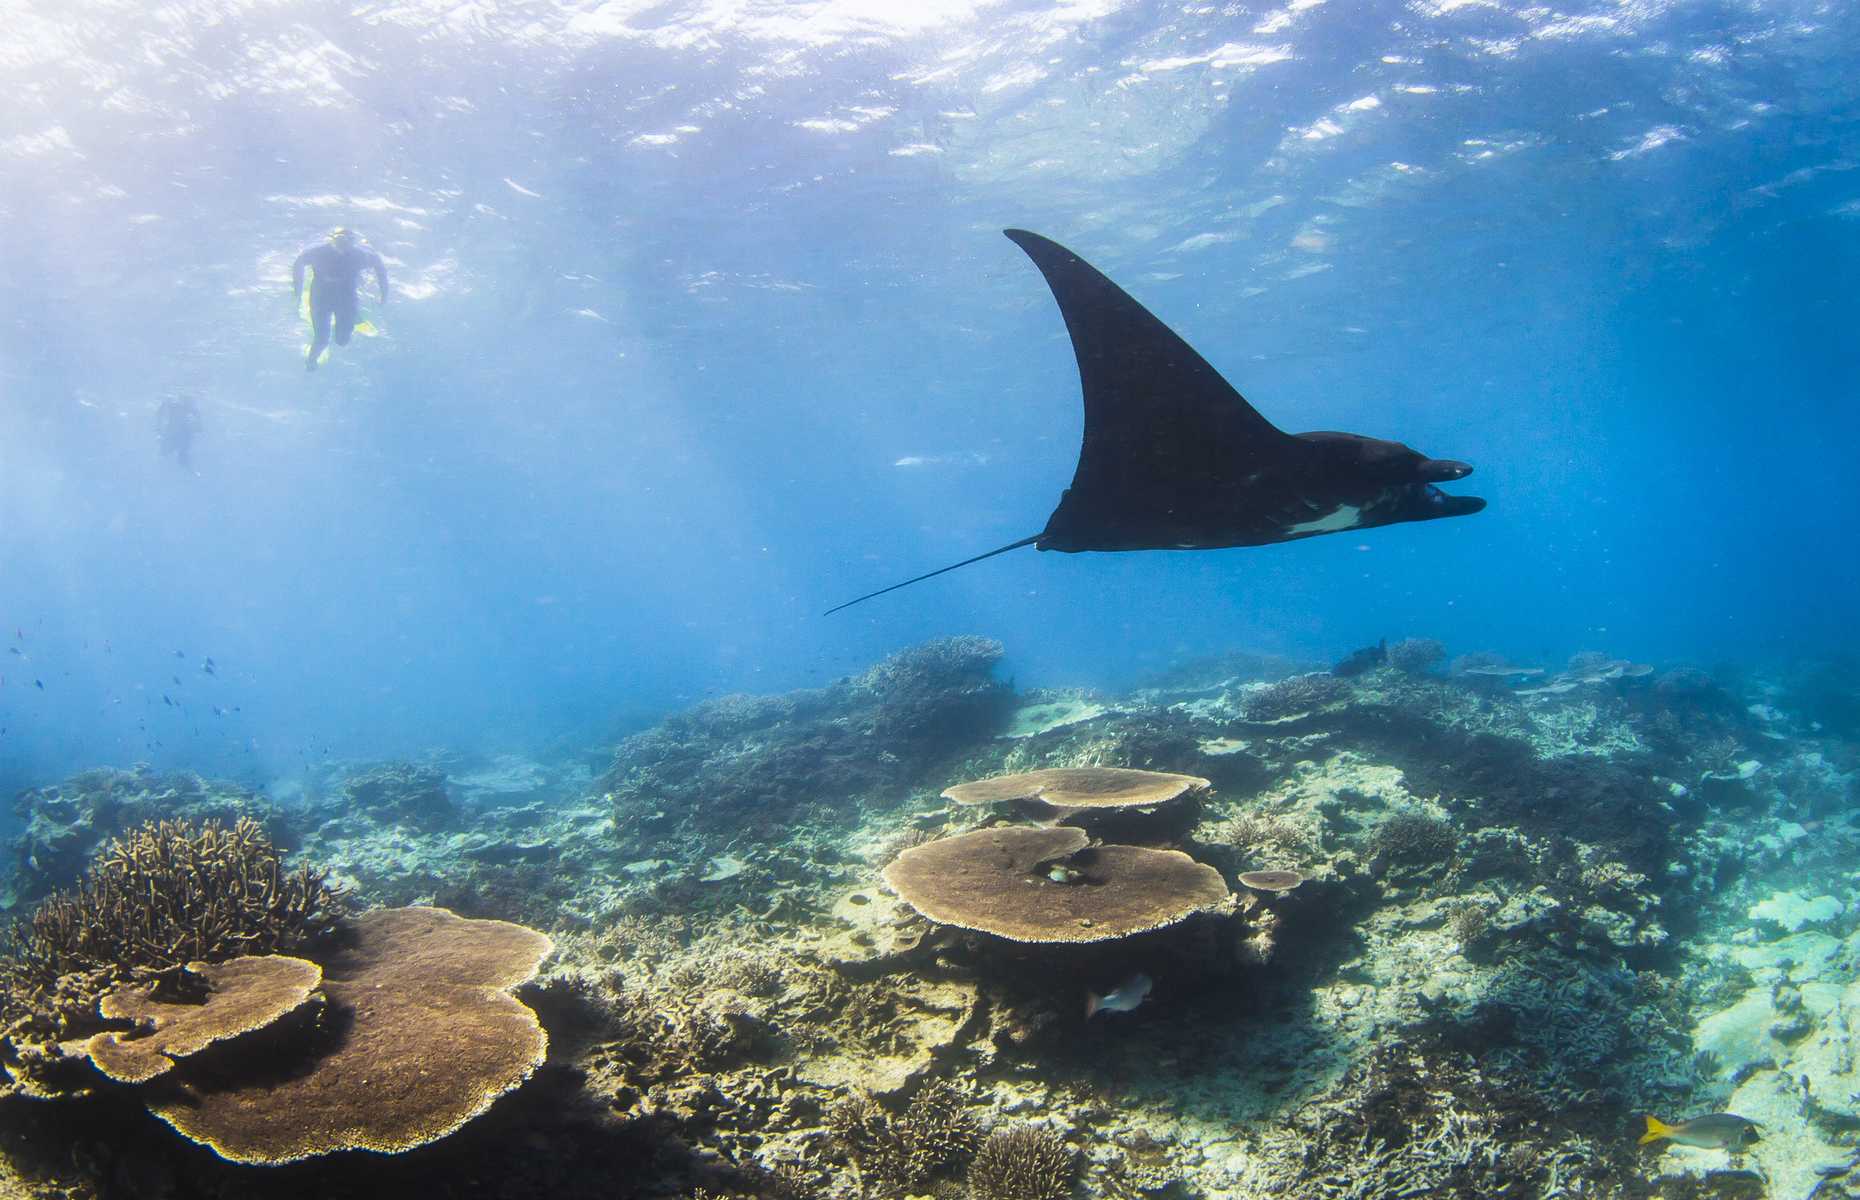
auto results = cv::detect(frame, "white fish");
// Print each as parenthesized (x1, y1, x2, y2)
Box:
(1086, 973, 1153, 1019)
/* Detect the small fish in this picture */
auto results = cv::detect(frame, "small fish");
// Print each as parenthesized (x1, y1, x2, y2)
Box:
(202, 658, 216, 675)
(163, 694, 174, 706)
(7, 646, 19, 656)
(34, 679, 44, 690)
(175, 649, 185, 658)
(172, 674, 183, 686)
(1639, 1113, 1759, 1151)
(1086, 972, 1153, 1020)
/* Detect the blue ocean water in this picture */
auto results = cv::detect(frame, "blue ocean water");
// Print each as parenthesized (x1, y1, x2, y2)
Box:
(1, 0, 1856, 796)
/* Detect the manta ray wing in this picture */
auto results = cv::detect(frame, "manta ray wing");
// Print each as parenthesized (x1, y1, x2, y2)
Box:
(1004, 229, 1311, 552)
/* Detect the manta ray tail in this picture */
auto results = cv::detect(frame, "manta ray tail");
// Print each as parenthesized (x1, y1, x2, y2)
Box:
(824, 535, 1040, 615)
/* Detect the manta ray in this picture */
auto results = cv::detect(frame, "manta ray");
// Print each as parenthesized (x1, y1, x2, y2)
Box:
(826, 229, 1485, 614)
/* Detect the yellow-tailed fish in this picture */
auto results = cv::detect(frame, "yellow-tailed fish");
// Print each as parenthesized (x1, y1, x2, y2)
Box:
(1639, 1113, 1759, 1150)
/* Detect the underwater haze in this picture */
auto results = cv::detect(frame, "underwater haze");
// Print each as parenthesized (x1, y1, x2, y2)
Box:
(2, 4, 1858, 796)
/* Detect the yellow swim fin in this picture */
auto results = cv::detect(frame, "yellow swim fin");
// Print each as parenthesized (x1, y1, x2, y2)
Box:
(1639, 1116, 1674, 1146)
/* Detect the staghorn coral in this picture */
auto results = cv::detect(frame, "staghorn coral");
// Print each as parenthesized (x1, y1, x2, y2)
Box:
(4, 817, 345, 1002)
(1224, 810, 1316, 862)
(719, 955, 785, 998)
(825, 1091, 911, 1183)
(7, 767, 272, 907)
(1369, 810, 1457, 870)
(899, 1078, 983, 1179)
(825, 1082, 983, 1190)
(1240, 673, 1348, 721)
(1445, 903, 1490, 950)
(969, 1125, 1077, 1200)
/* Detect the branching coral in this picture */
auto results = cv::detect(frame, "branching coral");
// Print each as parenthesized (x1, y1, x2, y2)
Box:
(1225, 810, 1316, 863)
(1240, 674, 1348, 721)
(8, 767, 266, 906)
(5, 817, 345, 997)
(1444, 903, 1490, 950)
(1368, 810, 1457, 870)
(1386, 637, 1447, 675)
(824, 1082, 983, 1189)
(969, 1125, 1077, 1200)
(853, 635, 1012, 742)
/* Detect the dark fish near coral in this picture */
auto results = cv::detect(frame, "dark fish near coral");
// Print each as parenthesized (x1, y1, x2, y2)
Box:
(826, 230, 1484, 613)
(1332, 640, 1387, 677)
(1640, 1114, 1759, 1150)
(1086, 972, 1152, 1019)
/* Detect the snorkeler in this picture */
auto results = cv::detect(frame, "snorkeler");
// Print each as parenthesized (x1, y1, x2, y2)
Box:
(291, 227, 389, 371)
(155, 393, 202, 470)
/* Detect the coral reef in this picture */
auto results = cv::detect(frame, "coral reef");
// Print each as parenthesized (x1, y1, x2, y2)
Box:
(1, 816, 345, 1098)
(5, 638, 1857, 1199)
(602, 636, 1013, 889)
(882, 826, 1231, 943)
(5, 766, 273, 908)
(1238, 672, 1348, 721)
(824, 1080, 983, 1189)
(86, 954, 323, 1083)
(1385, 636, 1446, 675)
(4, 816, 344, 993)
(852, 634, 1012, 742)
(148, 906, 554, 1163)
(340, 761, 454, 830)
(1368, 809, 1457, 872)
(943, 766, 1208, 812)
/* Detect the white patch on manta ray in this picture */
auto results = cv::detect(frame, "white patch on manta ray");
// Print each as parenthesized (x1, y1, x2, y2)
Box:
(1286, 504, 1362, 534)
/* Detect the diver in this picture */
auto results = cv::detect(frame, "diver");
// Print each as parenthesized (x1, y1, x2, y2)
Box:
(291, 227, 388, 371)
(155, 393, 202, 470)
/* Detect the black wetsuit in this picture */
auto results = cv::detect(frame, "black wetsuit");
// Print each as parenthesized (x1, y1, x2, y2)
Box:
(292, 241, 388, 369)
